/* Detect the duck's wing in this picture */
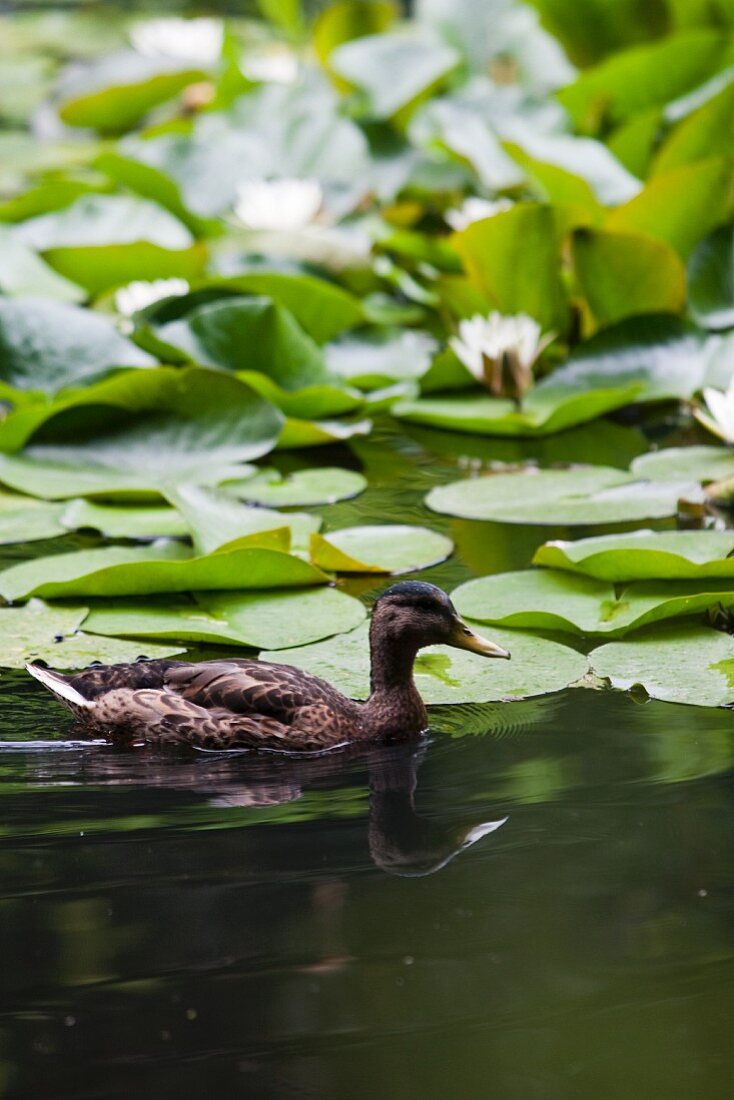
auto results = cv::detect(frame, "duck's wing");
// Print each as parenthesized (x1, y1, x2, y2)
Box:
(163, 659, 357, 726)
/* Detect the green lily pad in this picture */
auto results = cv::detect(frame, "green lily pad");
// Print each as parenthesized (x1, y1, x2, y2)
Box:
(392, 383, 639, 438)
(60, 499, 189, 540)
(309, 524, 453, 574)
(688, 224, 734, 331)
(225, 466, 366, 508)
(83, 587, 366, 651)
(14, 194, 205, 294)
(167, 484, 320, 555)
(0, 538, 327, 603)
(0, 228, 84, 304)
(630, 446, 734, 484)
(426, 466, 699, 525)
(0, 491, 66, 545)
(533, 529, 734, 581)
(325, 330, 437, 390)
(547, 314, 707, 402)
(453, 569, 734, 637)
(0, 599, 183, 670)
(0, 297, 153, 402)
(260, 622, 588, 703)
(277, 415, 372, 449)
(590, 624, 734, 707)
(57, 51, 206, 133)
(0, 368, 281, 499)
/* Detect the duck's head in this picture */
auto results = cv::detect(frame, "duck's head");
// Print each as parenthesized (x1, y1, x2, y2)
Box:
(371, 581, 510, 659)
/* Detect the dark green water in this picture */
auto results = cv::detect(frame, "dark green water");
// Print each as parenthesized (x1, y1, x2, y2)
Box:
(2, 418, 734, 1098)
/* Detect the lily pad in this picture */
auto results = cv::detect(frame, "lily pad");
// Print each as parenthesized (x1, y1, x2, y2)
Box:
(60, 499, 188, 540)
(546, 314, 707, 403)
(83, 587, 366, 651)
(277, 415, 372, 449)
(14, 194, 205, 294)
(0, 368, 282, 499)
(630, 446, 734, 484)
(325, 330, 437, 390)
(688, 224, 734, 331)
(590, 624, 734, 708)
(260, 622, 588, 703)
(426, 467, 699, 525)
(453, 569, 734, 638)
(392, 383, 639, 438)
(0, 297, 153, 402)
(0, 539, 327, 602)
(309, 524, 453, 574)
(0, 491, 66, 545)
(225, 466, 366, 508)
(0, 229, 84, 304)
(0, 599, 183, 670)
(533, 529, 734, 581)
(167, 484, 319, 555)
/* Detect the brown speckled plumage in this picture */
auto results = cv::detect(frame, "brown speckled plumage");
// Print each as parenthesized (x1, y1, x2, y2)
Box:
(27, 582, 510, 751)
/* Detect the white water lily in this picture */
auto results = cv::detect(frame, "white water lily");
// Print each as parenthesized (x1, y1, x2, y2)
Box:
(130, 18, 224, 66)
(450, 311, 553, 398)
(234, 178, 323, 232)
(696, 380, 734, 444)
(115, 278, 189, 317)
(445, 196, 513, 232)
(241, 47, 299, 84)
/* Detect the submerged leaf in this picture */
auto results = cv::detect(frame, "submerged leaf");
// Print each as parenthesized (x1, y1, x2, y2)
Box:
(260, 622, 588, 703)
(426, 466, 699, 525)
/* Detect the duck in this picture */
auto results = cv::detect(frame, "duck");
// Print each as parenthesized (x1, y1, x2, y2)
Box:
(26, 581, 510, 751)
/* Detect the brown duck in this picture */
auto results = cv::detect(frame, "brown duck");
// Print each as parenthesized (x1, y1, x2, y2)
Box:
(26, 581, 510, 751)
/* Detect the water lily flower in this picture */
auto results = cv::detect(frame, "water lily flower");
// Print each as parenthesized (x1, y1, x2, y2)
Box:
(241, 47, 299, 84)
(234, 178, 324, 232)
(115, 278, 189, 317)
(696, 379, 734, 444)
(445, 197, 513, 232)
(449, 312, 553, 399)
(130, 18, 224, 66)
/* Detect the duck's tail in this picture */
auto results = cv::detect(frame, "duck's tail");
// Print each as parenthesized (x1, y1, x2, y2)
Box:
(25, 663, 92, 711)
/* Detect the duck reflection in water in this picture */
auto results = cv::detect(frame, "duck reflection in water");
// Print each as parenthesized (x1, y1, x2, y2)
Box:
(49, 738, 508, 877)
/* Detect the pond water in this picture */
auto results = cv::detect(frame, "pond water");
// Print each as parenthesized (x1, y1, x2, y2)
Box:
(2, 419, 734, 1098)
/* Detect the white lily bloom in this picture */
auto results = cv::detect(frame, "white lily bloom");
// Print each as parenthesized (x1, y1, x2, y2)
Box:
(241, 48, 299, 84)
(450, 311, 552, 397)
(445, 196, 513, 232)
(130, 18, 224, 66)
(234, 178, 323, 232)
(115, 278, 189, 317)
(697, 380, 734, 444)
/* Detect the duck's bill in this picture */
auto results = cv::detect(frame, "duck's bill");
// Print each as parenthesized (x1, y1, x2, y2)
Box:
(450, 620, 511, 659)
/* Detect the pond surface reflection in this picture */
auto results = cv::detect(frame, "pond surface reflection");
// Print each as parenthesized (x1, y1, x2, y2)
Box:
(1, 683, 733, 1098)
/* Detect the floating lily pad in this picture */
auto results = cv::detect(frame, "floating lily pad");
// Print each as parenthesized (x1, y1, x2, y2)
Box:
(392, 384, 638, 438)
(325, 330, 437, 390)
(83, 587, 366, 651)
(277, 415, 372, 449)
(0, 539, 327, 602)
(0, 296, 153, 402)
(60, 498, 188, 540)
(225, 466, 366, 508)
(630, 446, 734, 483)
(453, 569, 734, 637)
(688, 223, 734, 331)
(0, 368, 281, 499)
(167, 484, 319, 555)
(590, 624, 734, 707)
(426, 467, 699, 525)
(533, 529, 734, 581)
(0, 599, 183, 670)
(261, 622, 588, 703)
(310, 525, 453, 574)
(0, 228, 84, 304)
(0, 491, 66, 545)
